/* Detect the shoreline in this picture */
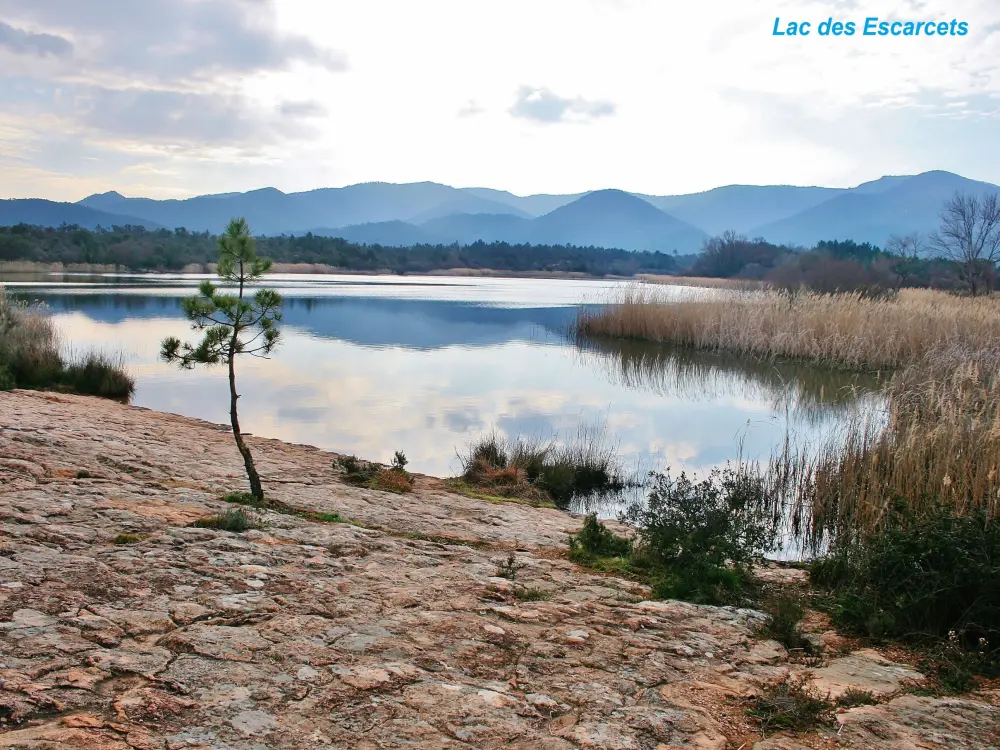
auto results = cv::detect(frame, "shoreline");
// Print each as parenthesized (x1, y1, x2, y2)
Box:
(2, 260, 743, 288)
(1, 389, 997, 747)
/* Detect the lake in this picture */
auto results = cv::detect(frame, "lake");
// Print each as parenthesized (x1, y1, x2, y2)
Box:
(3, 273, 877, 486)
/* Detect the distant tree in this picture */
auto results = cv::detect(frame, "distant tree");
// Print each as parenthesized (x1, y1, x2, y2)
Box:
(814, 239, 880, 263)
(929, 192, 1000, 296)
(160, 218, 283, 500)
(692, 231, 784, 278)
(884, 233, 925, 286)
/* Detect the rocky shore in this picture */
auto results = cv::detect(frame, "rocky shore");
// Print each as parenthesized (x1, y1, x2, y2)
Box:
(1, 390, 997, 749)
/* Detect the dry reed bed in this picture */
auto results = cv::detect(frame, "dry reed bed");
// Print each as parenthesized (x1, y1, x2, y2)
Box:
(576, 285, 1000, 371)
(784, 349, 1000, 541)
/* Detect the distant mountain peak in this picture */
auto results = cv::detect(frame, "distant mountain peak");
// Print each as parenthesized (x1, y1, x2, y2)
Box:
(84, 190, 126, 201)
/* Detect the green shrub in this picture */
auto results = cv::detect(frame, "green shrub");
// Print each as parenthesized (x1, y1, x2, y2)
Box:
(0, 364, 14, 391)
(493, 552, 527, 580)
(337, 451, 413, 492)
(623, 466, 777, 604)
(811, 506, 1000, 649)
(192, 507, 263, 532)
(758, 592, 814, 654)
(222, 491, 263, 507)
(568, 513, 632, 559)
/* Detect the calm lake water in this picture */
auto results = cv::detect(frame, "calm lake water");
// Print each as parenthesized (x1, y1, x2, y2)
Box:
(4, 273, 878, 485)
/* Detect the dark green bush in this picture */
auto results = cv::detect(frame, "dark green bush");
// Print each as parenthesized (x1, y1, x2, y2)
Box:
(569, 513, 632, 559)
(0, 365, 14, 391)
(758, 592, 814, 654)
(811, 506, 1000, 649)
(623, 467, 777, 604)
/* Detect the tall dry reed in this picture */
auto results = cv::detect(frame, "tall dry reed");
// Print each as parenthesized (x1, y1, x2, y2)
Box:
(576, 285, 1000, 371)
(780, 348, 1000, 545)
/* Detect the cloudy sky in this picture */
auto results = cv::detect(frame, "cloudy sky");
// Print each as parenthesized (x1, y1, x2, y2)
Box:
(1, 0, 998, 200)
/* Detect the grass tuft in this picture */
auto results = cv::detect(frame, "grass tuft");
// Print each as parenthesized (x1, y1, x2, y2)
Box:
(745, 676, 834, 734)
(113, 532, 150, 545)
(192, 507, 263, 533)
(336, 453, 414, 493)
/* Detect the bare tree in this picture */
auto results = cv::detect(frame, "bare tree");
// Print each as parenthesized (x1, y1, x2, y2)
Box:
(929, 192, 1000, 296)
(884, 233, 925, 287)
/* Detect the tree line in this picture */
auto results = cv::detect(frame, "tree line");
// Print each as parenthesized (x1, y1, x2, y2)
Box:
(0, 224, 678, 276)
(690, 192, 1000, 296)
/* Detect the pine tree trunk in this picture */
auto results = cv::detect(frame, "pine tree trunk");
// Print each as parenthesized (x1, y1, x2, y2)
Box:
(229, 261, 263, 500)
(229, 348, 263, 500)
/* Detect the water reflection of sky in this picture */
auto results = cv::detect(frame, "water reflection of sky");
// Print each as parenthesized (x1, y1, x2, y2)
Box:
(6, 274, 876, 480)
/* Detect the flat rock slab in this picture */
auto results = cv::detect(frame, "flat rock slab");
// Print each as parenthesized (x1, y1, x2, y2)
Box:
(1, 390, 996, 749)
(806, 648, 925, 698)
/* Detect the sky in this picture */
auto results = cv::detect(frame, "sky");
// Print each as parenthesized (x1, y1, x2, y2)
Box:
(1, 0, 998, 201)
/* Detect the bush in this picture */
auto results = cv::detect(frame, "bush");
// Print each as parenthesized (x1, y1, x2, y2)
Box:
(61, 352, 136, 400)
(622, 466, 777, 605)
(569, 513, 632, 559)
(758, 592, 814, 654)
(811, 506, 1000, 650)
(566, 468, 777, 606)
(458, 427, 633, 509)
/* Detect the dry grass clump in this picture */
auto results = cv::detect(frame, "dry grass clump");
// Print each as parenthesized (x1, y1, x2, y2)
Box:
(458, 427, 633, 509)
(0, 287, 63, 387)
(0, 287, 135, 399)
(576, 285, 1000, 371)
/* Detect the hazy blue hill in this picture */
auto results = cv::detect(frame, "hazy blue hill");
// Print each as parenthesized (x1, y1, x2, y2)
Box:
(461, 187, 584, 217)
(0, 199, 160, 230)
(846, 175, 913, 194)
(406, 194, 530, 223)
(752, 171, 1000, 248)
(641, 185, 839, 235)
(78, 187, 313, 234)
(293, 182, 476, 229)
(310, 220, 444, 247)
(419, 212, 531, 244)
(529, 189, 707, 252)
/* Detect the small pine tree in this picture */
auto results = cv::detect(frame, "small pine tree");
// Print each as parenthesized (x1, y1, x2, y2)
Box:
(160, 217, 282, 500)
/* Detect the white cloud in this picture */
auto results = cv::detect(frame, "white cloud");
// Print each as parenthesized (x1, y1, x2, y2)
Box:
(1, 0, 998, 200)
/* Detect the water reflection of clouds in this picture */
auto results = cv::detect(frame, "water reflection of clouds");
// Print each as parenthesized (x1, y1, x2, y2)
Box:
(35, 280, 877, 481)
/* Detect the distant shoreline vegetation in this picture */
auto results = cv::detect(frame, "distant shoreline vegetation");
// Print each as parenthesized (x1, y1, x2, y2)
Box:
(0, 222, 985, 290)
(0, 224, 679, 277)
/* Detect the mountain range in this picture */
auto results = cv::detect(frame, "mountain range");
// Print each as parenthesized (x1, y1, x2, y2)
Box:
(2, 170, 998, 254)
